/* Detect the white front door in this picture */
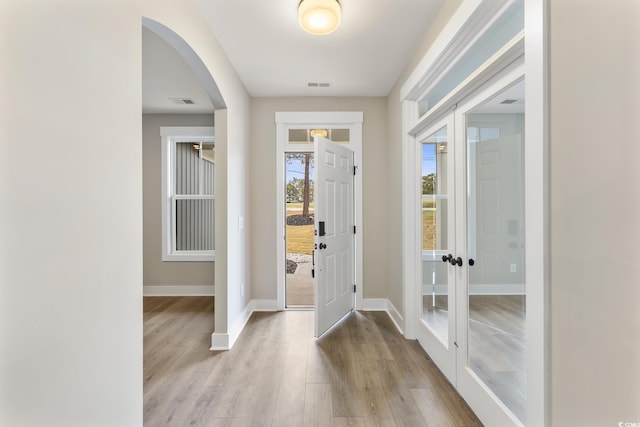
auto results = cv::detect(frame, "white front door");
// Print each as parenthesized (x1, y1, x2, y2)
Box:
(314, 136, 355, 337)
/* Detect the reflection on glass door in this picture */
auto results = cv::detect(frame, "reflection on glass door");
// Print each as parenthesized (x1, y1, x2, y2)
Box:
(421, 126, 451, 343)
(464, 79, 526, 424)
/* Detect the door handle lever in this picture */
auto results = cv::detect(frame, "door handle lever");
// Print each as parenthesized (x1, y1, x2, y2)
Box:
(444, 254, 463, 266)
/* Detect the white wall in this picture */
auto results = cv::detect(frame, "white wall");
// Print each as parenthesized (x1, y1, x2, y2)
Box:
(549, 0, 640, 424)
(0, 0, 251, 425)
(142, 114, 215, 293)
(385, 0, 463, 315)
(0, 2, 144, 426)
(249, 97, 388, 301)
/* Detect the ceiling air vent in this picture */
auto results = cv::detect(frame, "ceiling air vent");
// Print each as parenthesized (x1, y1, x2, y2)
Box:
(307, 82, 330, 88)
(170, 98, 196, 105)
(500, 99, 518, 104)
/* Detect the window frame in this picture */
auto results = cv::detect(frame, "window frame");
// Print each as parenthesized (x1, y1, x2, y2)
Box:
(161, 126, 215, 262)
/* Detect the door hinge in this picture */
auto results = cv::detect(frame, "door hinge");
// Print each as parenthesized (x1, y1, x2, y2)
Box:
(353, 284, 356, 293)
(353, 225, 356, 234)
(353, 165, 357, 176)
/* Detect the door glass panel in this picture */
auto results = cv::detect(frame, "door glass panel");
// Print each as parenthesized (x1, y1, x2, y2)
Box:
(288, 129, 309, 144)
(466, 79, 526, 423)
(288, 128, 351, 145)
(421, 126, 450, 343)
(330, 128, 350, 144)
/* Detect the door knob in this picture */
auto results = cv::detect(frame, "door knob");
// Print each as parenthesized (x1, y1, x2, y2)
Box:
(455, 257, 463, 267)
(319, 243, 327, 250)
(468, 258, 475, 266)
(442, 254, 453, 263)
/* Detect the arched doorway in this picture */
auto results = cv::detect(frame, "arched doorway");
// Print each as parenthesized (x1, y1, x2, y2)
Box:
(141, 17, 226, 348)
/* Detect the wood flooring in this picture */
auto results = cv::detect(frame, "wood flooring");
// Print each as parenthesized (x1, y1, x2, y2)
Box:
(144, 296, 482, 426)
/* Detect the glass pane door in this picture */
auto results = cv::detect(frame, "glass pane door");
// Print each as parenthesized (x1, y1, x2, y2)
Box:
(416, 116, 457, 383)
(421, 126, 450, 342)
(463, 79, 526, 424)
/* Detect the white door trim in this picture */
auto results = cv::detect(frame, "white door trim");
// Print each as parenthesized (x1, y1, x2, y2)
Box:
(523, 1, 549, 425)
(275, 112, 363, 311)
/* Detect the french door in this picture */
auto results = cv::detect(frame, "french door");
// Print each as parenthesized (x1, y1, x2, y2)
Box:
(416, 71, 526, 426)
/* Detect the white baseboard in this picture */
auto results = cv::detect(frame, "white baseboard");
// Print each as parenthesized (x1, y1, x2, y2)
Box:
(210, 297, 407, 351)
(143, 285, 215, 296)
(360, 298, 405, 335)
(359, 298, 388, 311)
(385, 299, 404, 334)
(209, 298, 279, 350)
(210, 300, 254, 351)
(227, 300, 256, 349)
(252, 299, 278, 311)
(210, 332, 229, 350)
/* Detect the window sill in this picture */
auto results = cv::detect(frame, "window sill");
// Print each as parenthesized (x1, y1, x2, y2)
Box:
(162, 251, 215, 262)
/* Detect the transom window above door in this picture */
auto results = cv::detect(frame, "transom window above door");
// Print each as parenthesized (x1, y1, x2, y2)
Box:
(287, 128, 351, 145)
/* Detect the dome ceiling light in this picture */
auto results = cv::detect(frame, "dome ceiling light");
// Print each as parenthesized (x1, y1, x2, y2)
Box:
(298, 0, 341, 36)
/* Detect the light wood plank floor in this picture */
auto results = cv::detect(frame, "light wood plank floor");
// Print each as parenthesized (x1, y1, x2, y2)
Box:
(144, 296, 482, 426)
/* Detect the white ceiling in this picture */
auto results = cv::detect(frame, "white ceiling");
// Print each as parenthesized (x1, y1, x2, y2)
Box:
(142, 0, 446, 113)
(142, 27, 215, 114)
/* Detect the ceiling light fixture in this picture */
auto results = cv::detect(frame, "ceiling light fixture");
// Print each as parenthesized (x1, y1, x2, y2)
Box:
(298, 0, 341, 36)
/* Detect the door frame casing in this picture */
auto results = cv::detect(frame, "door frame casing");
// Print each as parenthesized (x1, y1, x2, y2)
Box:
(275, 112, 363, 311)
